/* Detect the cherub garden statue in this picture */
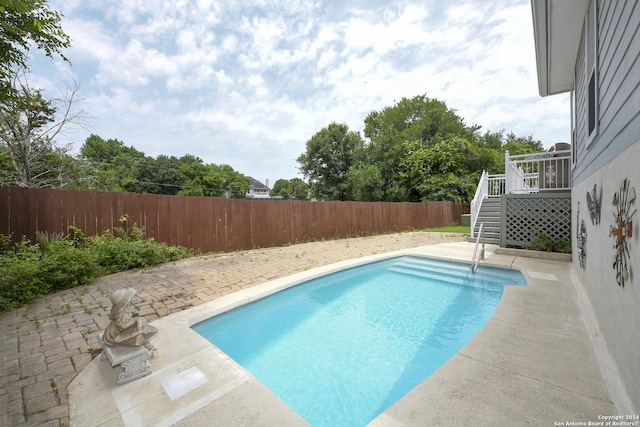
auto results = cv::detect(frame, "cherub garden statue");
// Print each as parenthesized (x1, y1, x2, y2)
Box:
(103, 288, 158, 353)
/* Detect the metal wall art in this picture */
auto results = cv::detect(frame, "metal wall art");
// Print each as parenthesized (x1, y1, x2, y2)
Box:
(576, 202, 587, 270)
(609, 178, 636, 287)
(586, 183, 601, 225)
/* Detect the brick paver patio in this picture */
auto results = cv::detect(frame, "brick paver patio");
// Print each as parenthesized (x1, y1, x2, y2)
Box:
(0, 232, 466, 426)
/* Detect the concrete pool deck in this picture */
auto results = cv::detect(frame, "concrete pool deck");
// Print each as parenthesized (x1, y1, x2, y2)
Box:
(0, 232, 621, 426)
(66, 240, 619, 426)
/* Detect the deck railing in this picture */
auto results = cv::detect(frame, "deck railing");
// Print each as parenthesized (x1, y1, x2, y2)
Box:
(471, 222, 485, 273)
(470, 171, 488, 238)
(470, 148, 572, 238)
(506, 149, 572, 193)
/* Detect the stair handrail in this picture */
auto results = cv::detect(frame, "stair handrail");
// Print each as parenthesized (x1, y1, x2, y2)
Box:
(471, 222, 485, 274)
(470, 170, 488, 239)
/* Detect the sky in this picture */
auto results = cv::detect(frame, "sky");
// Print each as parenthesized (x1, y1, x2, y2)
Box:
(30, 0, 570, 186)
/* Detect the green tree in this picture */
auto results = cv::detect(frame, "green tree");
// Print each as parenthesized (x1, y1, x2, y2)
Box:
(218, 165, 249, 198)
(503, 132, 544, 155)
(81, 134, 143, 164)
(177, 158, 248, 198)
(362, 94, 476, 201)
(128, 155, 181, 195)
(0, 73, 86, 188)
(346, 165, 385, 202)
(289, 178, 310, 199)
(399, 137, 479, 203)
(270, 178, 310, 199)
(270, 178, 292, 198)
(227, 180, 248, 198)
(177, 154, 213, 196)
(80, 135, 145, 191)
(477, 130, 544, 173)
(297, 122, 363, 201)
(0, 0, 70, 103)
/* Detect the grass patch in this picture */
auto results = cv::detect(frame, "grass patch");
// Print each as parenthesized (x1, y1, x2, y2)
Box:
(419, 225, 470, 233)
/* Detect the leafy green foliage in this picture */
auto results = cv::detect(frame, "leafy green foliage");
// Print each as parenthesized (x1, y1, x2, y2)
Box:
(529, 227, 571, 253)
(91, 230, 189, 273)
(346, 165, 385, 202)
(0, 221, 192, 310)
(270, 178, 310, 199)
(297, 122, 364, 201)
(360, 95, 476, 201)
(79, 135, 249, 197)
(0, 0, 70, 104)
(35, 230, 67, 251)
(297, 94, 545, 203)
(0, 239, 44, 310)
(39, 240, 99, 290)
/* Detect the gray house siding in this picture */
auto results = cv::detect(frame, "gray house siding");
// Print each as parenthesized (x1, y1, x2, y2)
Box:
(571, 0, 640, 411)
(572, 0, 640, 186)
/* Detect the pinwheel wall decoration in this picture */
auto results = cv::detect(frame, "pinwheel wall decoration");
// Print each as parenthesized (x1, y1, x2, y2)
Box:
(609, 178, 636, 287)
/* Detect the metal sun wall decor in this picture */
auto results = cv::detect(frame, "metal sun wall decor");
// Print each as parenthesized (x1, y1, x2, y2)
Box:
(577, 202, 587, 270)
(609, 178, 636, 287)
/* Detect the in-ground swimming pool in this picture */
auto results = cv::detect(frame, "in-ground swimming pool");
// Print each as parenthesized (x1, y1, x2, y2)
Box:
(193, 256, 526, 426)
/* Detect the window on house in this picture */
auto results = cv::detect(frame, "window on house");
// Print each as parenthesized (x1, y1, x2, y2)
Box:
(571, 88, 577, 165)
(586, 0, 598, 142)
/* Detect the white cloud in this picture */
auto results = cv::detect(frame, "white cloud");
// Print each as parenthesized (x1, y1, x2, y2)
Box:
(37, 0, 569, 182)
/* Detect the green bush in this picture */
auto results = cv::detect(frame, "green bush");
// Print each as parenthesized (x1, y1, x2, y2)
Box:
(529, 227, 571, 253)
(89, 234, 185, 273)
(39, 240, 100, 290)
(0, 222, 192, 310)
(0, 240, 47, 310)
(89, 222, 191, 273)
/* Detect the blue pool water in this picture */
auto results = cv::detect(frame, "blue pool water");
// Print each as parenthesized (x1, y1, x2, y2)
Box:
(193, 256, 526, 426)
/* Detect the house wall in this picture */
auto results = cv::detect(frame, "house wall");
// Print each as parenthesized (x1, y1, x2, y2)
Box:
(572, 142, 640, 411)
(571, 0, 640, 411)
(572, 1, 640, 187)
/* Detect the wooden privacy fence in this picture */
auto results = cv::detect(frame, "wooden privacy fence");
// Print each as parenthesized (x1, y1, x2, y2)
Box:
(0, 186, 466, 253)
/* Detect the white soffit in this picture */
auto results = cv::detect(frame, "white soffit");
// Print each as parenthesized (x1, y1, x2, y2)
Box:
(532, 0, 588, 96)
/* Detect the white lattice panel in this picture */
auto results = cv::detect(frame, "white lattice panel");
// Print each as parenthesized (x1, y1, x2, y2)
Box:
(503, 195, 571, 247)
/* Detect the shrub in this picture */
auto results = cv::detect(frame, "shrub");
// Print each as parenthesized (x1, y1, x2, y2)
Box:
(35, 230, 68, 252)
(0, 239, 47, 310)
(0, 222, 192, 311)
(39, 240, 100, 290)
(69, 225, 88, 248)
(529, 227, 571, 253)
(89, 233, 190, 273)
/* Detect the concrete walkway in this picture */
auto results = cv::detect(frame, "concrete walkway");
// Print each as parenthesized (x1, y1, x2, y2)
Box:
(0, 232, 467, 427)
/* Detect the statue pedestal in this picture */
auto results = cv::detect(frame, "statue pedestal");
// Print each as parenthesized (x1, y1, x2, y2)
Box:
(98, 333, 152, 385)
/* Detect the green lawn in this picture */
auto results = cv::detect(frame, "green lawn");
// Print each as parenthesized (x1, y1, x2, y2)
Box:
(419, 225, 470, 234)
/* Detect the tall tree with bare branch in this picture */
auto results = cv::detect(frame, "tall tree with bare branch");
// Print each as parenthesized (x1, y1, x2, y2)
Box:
(0, 72, 87, 187)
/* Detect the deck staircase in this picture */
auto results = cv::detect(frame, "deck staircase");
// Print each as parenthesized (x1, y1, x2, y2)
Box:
(469, 147, 573, 246)
(469, 198, 501, 245)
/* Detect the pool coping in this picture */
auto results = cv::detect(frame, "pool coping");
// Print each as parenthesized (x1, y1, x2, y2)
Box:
(68, 242, 615, 426)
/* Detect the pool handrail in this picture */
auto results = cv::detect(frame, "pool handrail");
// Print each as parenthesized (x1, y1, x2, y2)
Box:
(472, 222, 485, 274)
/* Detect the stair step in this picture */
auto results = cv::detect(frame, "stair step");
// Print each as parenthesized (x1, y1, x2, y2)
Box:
(388, 260, 518, 291)
(473, 197, 503, 244)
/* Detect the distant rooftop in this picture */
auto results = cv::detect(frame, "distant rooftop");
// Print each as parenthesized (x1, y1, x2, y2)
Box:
(246, 177, 269, 190)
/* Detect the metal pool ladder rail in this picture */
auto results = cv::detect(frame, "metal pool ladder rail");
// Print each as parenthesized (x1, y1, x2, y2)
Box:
(472, 222, 485, 274)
